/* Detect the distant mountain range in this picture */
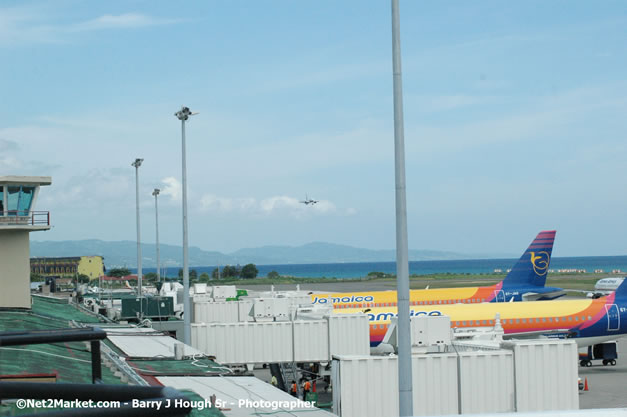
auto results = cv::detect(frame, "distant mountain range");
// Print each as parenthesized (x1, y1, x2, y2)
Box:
(29, 239, 515, 268)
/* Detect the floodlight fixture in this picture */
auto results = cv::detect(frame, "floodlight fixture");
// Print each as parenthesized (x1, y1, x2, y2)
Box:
(174, 106, 199, 121)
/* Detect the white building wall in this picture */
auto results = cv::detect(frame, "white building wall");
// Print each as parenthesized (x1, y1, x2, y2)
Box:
(0, 230, 31, 308)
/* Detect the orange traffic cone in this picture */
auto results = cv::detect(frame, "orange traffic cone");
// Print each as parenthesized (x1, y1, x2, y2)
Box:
(584, 377, 589, 391)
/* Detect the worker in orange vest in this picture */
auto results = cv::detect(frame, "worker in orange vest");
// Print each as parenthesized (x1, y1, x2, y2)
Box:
(303, 379, 312, 400)
(290, 380, 298, 397)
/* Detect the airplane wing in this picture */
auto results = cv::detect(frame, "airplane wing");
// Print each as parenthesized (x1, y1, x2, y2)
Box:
(561, 289, 612, 298)
(521, 289, 567, 301)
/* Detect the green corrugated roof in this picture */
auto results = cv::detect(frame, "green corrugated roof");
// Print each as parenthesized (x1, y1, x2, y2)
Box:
(1, 296, 229, 417)
(0, 309, 122, 385)
(0, 339, 123, 384)
(31, 295, 104, 323)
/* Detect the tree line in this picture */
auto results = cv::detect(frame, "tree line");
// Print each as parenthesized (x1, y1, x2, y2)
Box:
(105, 263, 259, 282)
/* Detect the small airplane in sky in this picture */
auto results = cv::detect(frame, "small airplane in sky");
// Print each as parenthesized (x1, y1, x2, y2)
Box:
(300, 195, 318, 205)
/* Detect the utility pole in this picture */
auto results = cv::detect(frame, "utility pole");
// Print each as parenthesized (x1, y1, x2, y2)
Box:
(174, 106, 198, 345)
(132, 158, 144, 300)
(391, 0, 414, 415)
(152, 188, 161, 283)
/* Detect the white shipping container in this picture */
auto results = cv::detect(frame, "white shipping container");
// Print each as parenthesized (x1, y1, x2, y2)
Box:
(411, 315, 452, 347)
(192, 283, 207, 294)
(192, 294, 213, 303)
(283, 294, 314, 307)
(252, 297, 291, 320)
(458, 350, 514, 413)
(193, 301, 239, 323)
(293, 320, 329, 362)
(251, 298, 274, 319)
(502, 339, 578, 411)
(211, 285, 237, 300)
(327, 314, 370, 357)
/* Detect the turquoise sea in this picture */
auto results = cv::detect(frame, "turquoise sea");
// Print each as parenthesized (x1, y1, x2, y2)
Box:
(142, 255, 627, 279)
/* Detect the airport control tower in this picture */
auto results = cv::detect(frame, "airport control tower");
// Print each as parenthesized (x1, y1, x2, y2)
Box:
(0, 176, 51, 308)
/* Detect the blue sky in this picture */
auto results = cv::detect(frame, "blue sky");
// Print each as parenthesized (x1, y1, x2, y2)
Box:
(2, 1, 627, 257)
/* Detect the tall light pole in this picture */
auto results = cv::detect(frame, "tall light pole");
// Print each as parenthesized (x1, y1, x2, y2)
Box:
(152, 188, 161, 283)
(391, 0, 413, 415)
(174, 106, 197, 345)
(132, 158, 144, 303)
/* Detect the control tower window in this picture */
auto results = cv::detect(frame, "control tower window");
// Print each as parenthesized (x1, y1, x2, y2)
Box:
(7, 186, 35, 216)
(0, 186, 3, 215)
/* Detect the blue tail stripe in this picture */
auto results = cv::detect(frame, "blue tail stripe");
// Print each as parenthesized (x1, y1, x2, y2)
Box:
(615, 277, 627, 297)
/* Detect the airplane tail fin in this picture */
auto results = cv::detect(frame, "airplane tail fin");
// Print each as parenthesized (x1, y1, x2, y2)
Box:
(502, 230, 556, 289)
(614, 277, 627, 298)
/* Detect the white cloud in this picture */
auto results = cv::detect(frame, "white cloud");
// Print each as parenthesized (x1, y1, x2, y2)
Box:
(0, 6, 181, 47)
(70, 13, 181, 32)
(37, 169, 132, 213)
(199, 194, 255, 212)
(0, 5, 59, 46)
(0, 156, 21, 170)
(161, 177, 181, 202)
(259, 196, 301, 213)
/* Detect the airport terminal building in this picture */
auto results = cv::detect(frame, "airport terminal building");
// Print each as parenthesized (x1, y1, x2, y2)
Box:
(30, 255, 105, 280)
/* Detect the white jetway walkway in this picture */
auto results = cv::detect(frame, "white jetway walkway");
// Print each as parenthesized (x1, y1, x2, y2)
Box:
(192, 314, 370, 364)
